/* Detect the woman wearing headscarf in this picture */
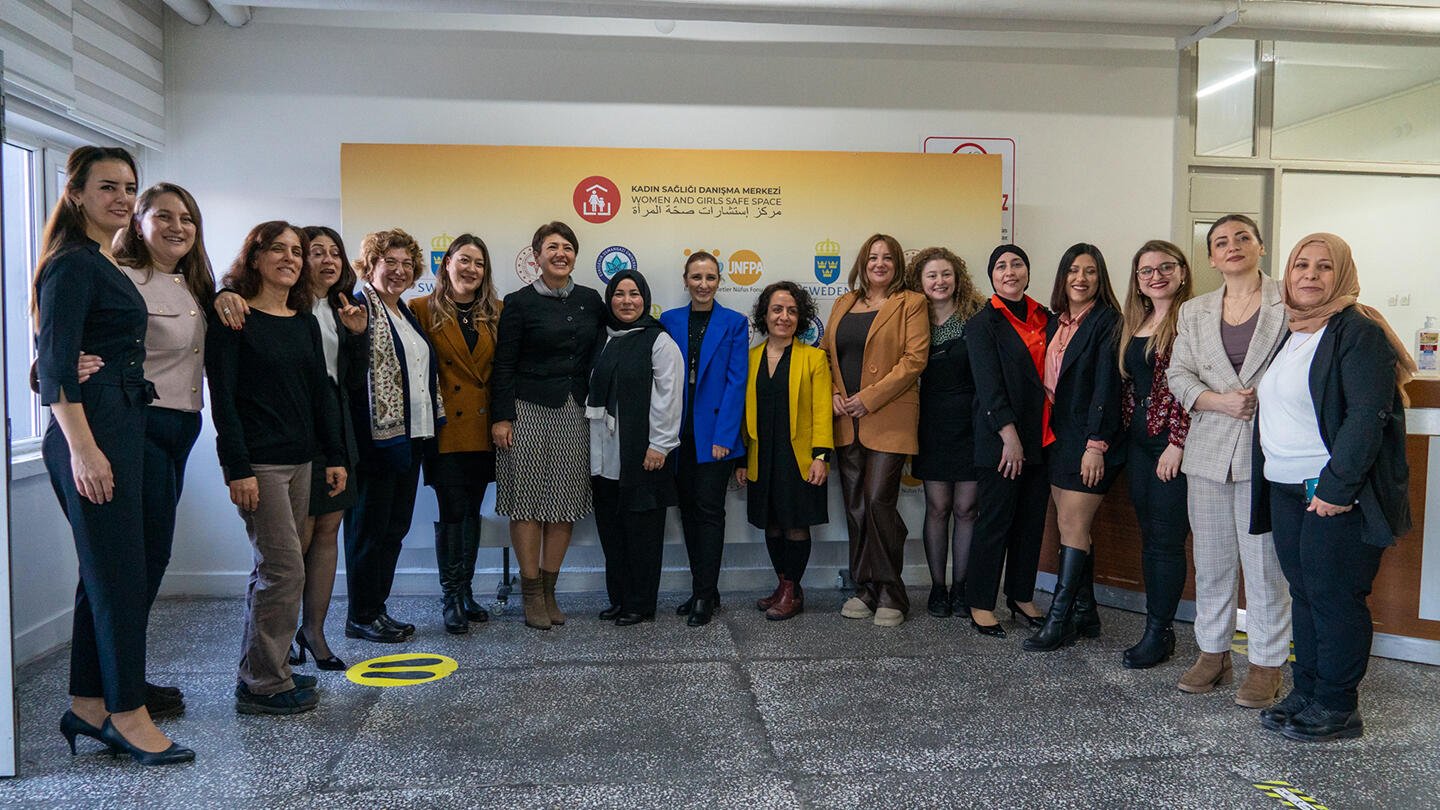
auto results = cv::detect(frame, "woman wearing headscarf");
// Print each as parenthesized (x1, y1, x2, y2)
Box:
(1251, 233, 1414, 742)
(964, 244, 1052, 637)
(588, 269, 684, 625)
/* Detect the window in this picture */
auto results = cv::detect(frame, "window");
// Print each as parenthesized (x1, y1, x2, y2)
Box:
(2, 131, 70, 450)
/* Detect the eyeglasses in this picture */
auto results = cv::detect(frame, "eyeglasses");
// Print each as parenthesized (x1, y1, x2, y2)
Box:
(1136, 261, 1180, 280)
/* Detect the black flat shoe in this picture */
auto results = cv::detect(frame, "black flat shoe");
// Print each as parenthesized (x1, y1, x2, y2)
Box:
(1261, 692, 1313, 732)
(598, 605, 623, 620)
(676, 597, 695, 616)
(60, 710, 117, 755)
(1006, 598, 1045, 630)
(377, 612, 415, 637)
(98, 718, 194, 765)
(145, 687, 185, 722)
(948, 582, 969, 618)
(614, 612, 654, 627)
(970, 619, 1007, 638)
(345, 618, 407, 643)
(1282, 704, 1363, 742)
(927, 585, 952, 618)
(687, 598, 714, 627)
(146, 682, 183, 699)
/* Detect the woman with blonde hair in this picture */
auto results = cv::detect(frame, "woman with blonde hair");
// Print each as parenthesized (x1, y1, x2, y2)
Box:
(1117, 240, 1193, 669)
(822, 233, 929, 628)
(906, 246, 985, 618)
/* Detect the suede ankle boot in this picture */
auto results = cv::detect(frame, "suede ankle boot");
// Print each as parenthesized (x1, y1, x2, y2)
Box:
(1178, 651, 1233, 694)
(1235, 663, 1284, 708)
(539, 568, 566, 625)
(520, 575, 551, 630)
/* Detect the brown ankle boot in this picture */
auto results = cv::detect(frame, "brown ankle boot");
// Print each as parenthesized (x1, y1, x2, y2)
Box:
(1178, 651, 1233, 694)
(764, 579, 802, 621)
(539, 568, 566, 625)
(1235, 663, 1284, 708)
(756, 574, 784, 611)
(520, 575, 551, 630)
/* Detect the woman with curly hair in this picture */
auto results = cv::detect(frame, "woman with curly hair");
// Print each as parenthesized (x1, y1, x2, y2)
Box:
(906, 246, 986, 618)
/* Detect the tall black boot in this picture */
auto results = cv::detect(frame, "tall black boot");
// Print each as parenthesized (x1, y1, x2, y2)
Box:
(459, 514, 488, 622)
(1072, 550, 1102, 639)
(434, 522, 469, 634)
(1023, 546, 1088, 652)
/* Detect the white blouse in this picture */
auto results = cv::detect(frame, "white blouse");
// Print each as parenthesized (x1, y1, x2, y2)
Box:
(588, 331, 684, 481)
(385, 303, 436, 440)
(1257, 325, 1330, 484)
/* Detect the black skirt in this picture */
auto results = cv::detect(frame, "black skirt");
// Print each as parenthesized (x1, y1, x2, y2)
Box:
(912, 335, 977, 482)
(746, 346, 827, 530)
(424, 450, 496, 488)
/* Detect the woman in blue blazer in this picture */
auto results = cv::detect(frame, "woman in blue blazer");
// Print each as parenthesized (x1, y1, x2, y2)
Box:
(660, 251, 750, 627)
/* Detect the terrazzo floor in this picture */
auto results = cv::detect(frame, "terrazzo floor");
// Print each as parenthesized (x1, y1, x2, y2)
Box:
(4, 590, 1437, 808)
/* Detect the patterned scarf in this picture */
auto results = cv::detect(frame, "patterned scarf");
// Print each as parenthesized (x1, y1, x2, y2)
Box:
(359, 281, 410, 444)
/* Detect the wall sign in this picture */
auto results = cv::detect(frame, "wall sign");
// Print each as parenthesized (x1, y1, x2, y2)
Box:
(923, 136, 1016, 244)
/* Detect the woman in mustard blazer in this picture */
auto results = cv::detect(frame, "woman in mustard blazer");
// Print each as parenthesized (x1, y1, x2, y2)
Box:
(821, 234, 929, 628)
(739, 281, 833, 622)
(411, 234, 501, 634)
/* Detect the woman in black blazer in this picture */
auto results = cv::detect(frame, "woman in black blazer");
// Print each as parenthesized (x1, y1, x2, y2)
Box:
(965, 244, 1053, 637)
(1250, 233, 1415, 742)
(1025, 243, 1124, 651)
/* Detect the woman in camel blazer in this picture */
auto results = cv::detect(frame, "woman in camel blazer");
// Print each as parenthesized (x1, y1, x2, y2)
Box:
(821, 234, 929, 627)
(411, 234, 501, 635)
(1167, 214, 1291, 709)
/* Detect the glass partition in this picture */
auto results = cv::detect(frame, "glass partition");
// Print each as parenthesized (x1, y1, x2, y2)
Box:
(1195, 38, 1256, 157)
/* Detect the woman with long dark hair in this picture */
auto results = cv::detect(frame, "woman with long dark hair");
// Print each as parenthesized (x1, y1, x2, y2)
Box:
(207, 221, 346, 715)
(1025, 243, 1124, 651)
(589, 269, 683, 625)
(411, 234, 503, 633)
(906, 247, 985, 619)
(1117, 240, 1194, 669)
(739, 281, 833, 621)
(39, 146, 193, 764)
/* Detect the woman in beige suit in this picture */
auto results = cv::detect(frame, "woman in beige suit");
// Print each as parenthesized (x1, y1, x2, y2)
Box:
(1167, 214, 1291, 708)
(822, 234, 929, 627)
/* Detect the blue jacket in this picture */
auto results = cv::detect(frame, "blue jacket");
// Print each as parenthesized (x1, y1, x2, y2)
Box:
(660, 302, 749, 463)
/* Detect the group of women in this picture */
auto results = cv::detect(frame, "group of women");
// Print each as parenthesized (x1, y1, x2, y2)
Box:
(35, 145, 1414, 767)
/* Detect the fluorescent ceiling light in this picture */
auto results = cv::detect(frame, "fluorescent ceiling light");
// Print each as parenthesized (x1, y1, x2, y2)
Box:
(1196, 66, 1257, 98)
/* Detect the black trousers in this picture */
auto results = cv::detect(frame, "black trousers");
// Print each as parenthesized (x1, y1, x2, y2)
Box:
(141, 407, 202, 609)
(1270, 482, 1385, 713)
(592, 476, 668, 616)
(675, 439, 732, 602)
(837, 444, 909, 613)
(966, 463, 1048, 612)
(345, 444, 422, 624)
(1126, 438, 1189, 625)
(44, 387, 149, 712)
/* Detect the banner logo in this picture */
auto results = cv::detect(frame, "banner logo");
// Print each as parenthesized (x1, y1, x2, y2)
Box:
(515, 246, 541, 285)
(574, 175, 620, 224)
(595, 245, 637, 284)
(430, 233, 453, 278)
(726, 249, 764, 287)
(814, 238, 842, 284)
(798, 314, 825, 347)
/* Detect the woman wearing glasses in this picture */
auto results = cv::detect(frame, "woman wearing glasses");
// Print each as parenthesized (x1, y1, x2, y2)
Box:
(1167, 215, 1291, 707)
(1117, 241, 1193, 671)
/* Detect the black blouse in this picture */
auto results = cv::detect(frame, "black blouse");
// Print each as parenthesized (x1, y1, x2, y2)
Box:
(491, 284, 605, 423)
(35, 241, 152, 406)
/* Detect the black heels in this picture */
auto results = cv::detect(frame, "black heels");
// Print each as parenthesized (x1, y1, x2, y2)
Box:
(289, 630, 347, 671)
(60, 710, 115, 755)
(1007, 598, 1045, 630)
(98, 717, 194, 766)
(926, 585, 952, 618)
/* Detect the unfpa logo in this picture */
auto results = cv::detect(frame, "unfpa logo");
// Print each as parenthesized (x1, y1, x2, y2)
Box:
(727, 249, 764, 287)
(573, 175, 620, 224)
(814, 238, 841, 284)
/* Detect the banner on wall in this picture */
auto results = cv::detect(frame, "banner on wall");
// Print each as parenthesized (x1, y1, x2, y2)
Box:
(340, 144, 1002, 338)
(922, 136, 1015, 244)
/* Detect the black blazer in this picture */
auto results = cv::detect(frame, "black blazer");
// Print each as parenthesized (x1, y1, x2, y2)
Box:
(1044, 305, 1124, 474)
(1249, 306, 1411, 547)
(491, 284, 605, 423)
(966, 298, 1052, 467)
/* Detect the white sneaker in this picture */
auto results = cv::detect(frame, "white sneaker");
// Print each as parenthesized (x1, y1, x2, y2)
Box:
(873, 607, 904, 627)
(840, 597, 874, 619)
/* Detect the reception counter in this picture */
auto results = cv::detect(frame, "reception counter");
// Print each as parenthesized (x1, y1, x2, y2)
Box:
(1042, 377, 1440, 665)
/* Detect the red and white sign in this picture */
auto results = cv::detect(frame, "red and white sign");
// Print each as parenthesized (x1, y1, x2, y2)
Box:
(923, 136, 1015, 243)
(573, 175, 621, 224)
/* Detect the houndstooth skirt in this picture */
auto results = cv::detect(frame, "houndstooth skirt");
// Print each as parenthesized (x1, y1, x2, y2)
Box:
(495, 396, 593, 522)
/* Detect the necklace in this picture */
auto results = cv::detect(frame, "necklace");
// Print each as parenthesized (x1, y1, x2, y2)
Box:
(454, 299, 477, 326)
(1223, 286, 1260, 325)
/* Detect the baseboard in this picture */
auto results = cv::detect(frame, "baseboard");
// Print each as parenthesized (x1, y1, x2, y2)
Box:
(14, 607, 77, 667)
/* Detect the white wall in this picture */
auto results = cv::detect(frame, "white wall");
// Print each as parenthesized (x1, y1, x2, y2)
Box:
(4, 15, 1180, 657)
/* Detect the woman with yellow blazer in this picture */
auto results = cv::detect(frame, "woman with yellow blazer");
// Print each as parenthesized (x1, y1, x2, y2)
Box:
(738, 281, 833, 622)
(410, 234, 501, 634)
(821, 234, 929, 627)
